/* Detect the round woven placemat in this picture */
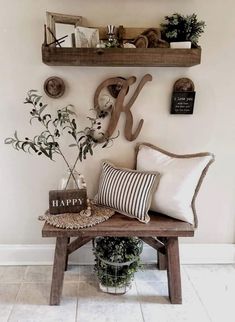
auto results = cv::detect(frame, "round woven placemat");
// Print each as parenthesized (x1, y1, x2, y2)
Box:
(38, 203, 114, 229)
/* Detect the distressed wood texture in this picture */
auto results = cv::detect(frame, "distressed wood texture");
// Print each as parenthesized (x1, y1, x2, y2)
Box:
(42, 212, 194, 238)
(49, 189, 87, 214)
(50, 237, 68, 305)
(140, 237, 166, 254)
(93, 74, 151, 142)
(166, 237, 182, 304)
(42, 45, 201, 67)
(157, 237, 168, 270)
(64, 237, 70, 272)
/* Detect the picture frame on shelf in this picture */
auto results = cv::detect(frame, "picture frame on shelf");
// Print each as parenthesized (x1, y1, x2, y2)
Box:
(46, 12, 82, 47)
(75, 26, 100, 48)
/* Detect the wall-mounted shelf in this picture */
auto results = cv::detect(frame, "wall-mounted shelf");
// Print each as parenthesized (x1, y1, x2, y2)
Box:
(42, 19, 201, 67)
(42, 45, 201, 67)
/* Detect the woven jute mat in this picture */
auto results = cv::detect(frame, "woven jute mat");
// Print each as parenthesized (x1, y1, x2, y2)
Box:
(38, 203, 114, 229)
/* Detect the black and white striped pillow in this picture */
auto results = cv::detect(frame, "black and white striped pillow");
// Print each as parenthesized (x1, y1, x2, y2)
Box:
(95, 162, 160, 223)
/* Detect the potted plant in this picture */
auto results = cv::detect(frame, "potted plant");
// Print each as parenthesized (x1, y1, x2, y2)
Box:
(161, 13, 206, 48)
(93, 237, 143, 294)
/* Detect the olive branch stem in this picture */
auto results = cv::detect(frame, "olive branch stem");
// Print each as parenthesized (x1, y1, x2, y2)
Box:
(5, 90, 118, 190)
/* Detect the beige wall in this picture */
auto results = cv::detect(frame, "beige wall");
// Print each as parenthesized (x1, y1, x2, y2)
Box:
(0, 0, 235, 244)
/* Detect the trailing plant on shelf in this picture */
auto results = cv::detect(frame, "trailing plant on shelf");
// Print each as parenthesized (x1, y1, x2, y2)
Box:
(4, 90, 117, 187)
(93, 237, 143, 294)
(161, 13, 206, 47)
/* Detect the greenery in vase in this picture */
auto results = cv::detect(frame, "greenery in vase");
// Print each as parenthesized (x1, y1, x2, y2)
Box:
(161, 13, 206, 46)
(4, 90, 117, 185)
(93, 237, 143, 288)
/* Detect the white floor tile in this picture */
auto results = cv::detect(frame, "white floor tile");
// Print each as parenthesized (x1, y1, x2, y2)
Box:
(8, 282, 78, 322)
(0, 266, 26, 283)
(78, 265, 96, 282)
(185, 264, 235, 322)
(136, 269, 211, 322)
(135, 264, 168, 283)
(23, 266, 52, 283)
(0, 264, 234, 322)
(76, 281, 143, 322)
(0, 283, 20, 322)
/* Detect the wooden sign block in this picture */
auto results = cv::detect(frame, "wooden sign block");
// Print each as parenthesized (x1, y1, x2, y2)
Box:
(171, 91, 196, 114)
(49, 189, 87, 214)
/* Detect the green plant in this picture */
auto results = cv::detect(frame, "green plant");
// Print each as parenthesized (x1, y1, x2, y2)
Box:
(93, 237, 143, 289)
(4, 90, 117, 185)
(161, 13, 206, 46)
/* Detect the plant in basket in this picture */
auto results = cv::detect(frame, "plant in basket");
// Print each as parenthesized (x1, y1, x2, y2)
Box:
(93, 237, 143, 294)
(4, 90, 117, 214)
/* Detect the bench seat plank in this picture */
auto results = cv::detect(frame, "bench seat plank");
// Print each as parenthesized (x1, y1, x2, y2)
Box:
(42, 212, 194, 238)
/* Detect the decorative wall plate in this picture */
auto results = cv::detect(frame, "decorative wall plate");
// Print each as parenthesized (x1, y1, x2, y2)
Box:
(44, 76, 65, 98)
(173, 78, 195, 92)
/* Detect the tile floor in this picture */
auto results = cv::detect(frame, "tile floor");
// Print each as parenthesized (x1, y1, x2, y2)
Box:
(0, 264, 234, 322)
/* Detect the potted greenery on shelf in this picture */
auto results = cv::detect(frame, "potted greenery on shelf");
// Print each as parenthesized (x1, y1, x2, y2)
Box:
(161, 13, 206, 48)
(93, 237, 143, 294)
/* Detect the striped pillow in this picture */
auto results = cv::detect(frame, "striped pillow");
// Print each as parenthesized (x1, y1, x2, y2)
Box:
(95, 162, 160, 223)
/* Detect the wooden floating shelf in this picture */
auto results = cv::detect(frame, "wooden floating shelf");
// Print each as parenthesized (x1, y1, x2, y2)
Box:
(42, 45, 201, 67)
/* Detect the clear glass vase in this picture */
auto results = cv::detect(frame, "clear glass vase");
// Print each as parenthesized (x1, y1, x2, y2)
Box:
(58, 169, 86, 190)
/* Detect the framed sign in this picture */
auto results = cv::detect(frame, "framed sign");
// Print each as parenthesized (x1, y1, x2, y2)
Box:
(171, 91, 196, 114)
(49, 189, 87, 214)
(171, 78, 196, 115)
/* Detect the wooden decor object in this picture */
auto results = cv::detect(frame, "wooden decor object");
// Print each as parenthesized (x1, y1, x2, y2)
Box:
(44, 76, 65, 98)
(49, 189, 87, 214)
(133, 35, 148, 48)
(94, 74, 152, 142)
(42, 24, 201, 67)
(107, 77, 129, 98)
(46, 12, 82, 46)
(171, 78, 196, 115)
(42, 212, 195, 305)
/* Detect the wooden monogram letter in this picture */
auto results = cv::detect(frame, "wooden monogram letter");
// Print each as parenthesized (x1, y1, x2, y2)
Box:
(94, 74, 152, 141)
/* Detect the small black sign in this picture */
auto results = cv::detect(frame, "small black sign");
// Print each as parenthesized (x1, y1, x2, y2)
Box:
(171, 92, 196, 114)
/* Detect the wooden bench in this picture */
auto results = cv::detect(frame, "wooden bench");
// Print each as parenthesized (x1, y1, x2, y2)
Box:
(42, 212, 194, 305)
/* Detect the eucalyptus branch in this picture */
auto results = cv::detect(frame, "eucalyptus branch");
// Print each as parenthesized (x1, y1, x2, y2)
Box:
(5, 90, 119, 190)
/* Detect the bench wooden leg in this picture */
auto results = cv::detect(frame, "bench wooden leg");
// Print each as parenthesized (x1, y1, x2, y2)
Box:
(157, 237, 167, 270)
(166, 237, 182, 304)
(158, 251, 167, 270)
(64, 237, 70, 272)
(50, 237, 68, 305)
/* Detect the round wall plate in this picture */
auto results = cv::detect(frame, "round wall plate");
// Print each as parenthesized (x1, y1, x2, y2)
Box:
(173, 78, 195, 92)
(44, 76, 65, 98)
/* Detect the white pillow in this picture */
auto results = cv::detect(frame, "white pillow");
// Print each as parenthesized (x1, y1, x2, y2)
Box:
(136, 143, 215, 226)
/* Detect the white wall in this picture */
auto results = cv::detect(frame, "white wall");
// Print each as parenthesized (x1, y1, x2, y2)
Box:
(0, 0, 235, 245)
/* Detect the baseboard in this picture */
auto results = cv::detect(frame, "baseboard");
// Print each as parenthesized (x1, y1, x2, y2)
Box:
(0, 243, 234, 265)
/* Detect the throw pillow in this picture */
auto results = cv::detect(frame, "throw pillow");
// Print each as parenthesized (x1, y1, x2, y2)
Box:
(136, 143, 215, 226)
(95, 161, 160, 223)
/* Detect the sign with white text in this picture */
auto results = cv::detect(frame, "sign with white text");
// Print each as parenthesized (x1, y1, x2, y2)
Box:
(49, 189, 87, 214)
(171, 92, 196, 114)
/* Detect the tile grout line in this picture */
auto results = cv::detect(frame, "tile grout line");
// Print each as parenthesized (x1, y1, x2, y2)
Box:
(75, 282, 79, 322)
(7, 281, 23, 322)
(183, 266, 213, 322)
(134, 279, 146, 322)
(7, 266, 28, 322)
